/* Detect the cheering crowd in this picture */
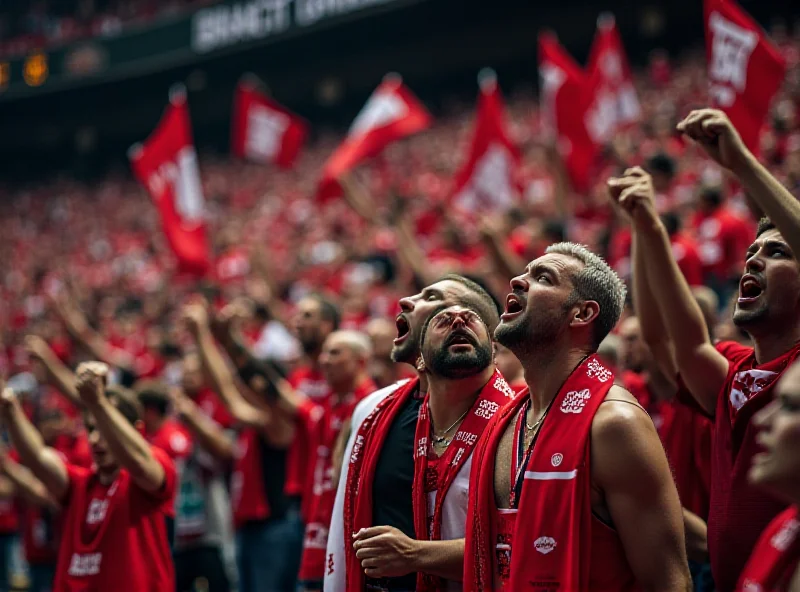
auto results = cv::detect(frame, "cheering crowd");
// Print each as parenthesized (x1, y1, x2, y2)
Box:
(0, 16, 799, 592)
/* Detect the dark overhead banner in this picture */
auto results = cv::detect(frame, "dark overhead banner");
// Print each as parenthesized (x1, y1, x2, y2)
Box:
(0, 0, 420, 101)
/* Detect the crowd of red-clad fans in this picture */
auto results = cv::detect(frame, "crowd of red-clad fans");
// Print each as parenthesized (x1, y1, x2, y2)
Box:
(0, 20, 797, 592)
(0, 0, 219, 57)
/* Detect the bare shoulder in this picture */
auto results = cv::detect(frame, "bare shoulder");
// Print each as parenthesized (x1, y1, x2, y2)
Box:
(591, 385, 662, 482)
(592, 385, 654, 439)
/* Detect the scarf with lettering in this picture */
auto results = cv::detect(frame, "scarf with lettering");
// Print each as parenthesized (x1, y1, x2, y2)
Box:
(412, 370, 515, 592)
(464, 355, 615, 591)
(737, 506, 800, 592)
(343, 377, 421, 592)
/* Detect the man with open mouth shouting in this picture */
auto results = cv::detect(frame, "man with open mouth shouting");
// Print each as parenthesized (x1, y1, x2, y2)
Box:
(325, 275, 508, 592)
(464, 243, 690, 592)
(612, 109, 800, 592)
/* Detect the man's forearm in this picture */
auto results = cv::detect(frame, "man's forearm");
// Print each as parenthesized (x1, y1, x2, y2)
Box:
(631, 232, 677, 378)
(411, 538, 464, 582)
(179, 405, 234, 462)
(38, 350, 81, 407)
(87, 398, 164, 492)
(3, 461, 59, 511)
(635, 221, 710, 351)
(735, 153, 800, 256)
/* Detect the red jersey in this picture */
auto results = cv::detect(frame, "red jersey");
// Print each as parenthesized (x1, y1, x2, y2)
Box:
(0, 497, 19, 534)
(737, 506, 800, 592)
(703, 342, 800, 592)
(54, 447, 177, 591)
(193, 389, 234, 430)
(298, 379, 375, 581)
(286, 366, 331, 500)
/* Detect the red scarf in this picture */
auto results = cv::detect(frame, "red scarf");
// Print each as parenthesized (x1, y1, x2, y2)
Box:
(465, 355, 615, 591)
(737, 506, 800, 592)
(412, 370, 515, 592)
(343, 378, 421, 592)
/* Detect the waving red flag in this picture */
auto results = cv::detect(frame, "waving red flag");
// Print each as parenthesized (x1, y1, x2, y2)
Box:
(130, 87, 211, 276)
(451, 69, 521, 212)
(704, 0, 786, 155)
(587, 13, 640, 139)
(538, 32, 599, 193)
(231, 77, 308, 169)
(317, 74, 432, 202)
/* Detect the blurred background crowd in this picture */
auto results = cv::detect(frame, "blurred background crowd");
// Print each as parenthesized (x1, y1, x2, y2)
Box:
(0, 0, 798, 589)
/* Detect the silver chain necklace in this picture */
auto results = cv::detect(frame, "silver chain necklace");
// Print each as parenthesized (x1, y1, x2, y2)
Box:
(431, 407, 470, 445)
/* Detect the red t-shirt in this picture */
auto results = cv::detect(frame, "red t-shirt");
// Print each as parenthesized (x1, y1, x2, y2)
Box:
(54, 447, 177, 591)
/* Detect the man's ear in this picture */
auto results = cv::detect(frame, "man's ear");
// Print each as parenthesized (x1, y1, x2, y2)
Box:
(568, 300, 600, 331)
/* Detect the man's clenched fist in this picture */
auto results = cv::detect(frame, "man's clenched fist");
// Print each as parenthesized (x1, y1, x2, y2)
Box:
(75, 362, 110, 407)
(677, 108, 750, 172)
(607, 167, 659, 226)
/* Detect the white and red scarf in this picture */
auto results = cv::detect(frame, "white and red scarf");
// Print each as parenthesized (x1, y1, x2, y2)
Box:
(464, 355, 615, 591)
(737, 506, 800, 592)
(344, 371, 513, 592)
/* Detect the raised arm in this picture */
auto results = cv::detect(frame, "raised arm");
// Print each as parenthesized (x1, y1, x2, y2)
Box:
(0, 385, 68, 500)
(478, 216, 525, 282)
(631, 231, 678, 379)
(592, 392, 691, 592)
(678, 109, 800, 256)
(170, 388, 235, 463)
(75, 362, 165, 493)
(0, 453, 60, 512)
(24, 335, 81, 408)
(608, 169, 728, 415)
(52, 296, 135, 372)
(184, 303, 271, 430)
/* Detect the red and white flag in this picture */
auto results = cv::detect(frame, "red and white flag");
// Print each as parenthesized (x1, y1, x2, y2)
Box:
(704, 0, 786, 155)
(538, 32, 599, 193)
(231, 78, 308, 169)
(130, 87, 211, 277)
(451, 69, 521, 212)
(317, 74, 432, 202)
(587, 13, 640, 139)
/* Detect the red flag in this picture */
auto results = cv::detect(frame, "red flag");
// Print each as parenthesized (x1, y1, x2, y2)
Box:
(451, 69, 522, 212)
(587, 13, 640, 139)
(130, 88, 211, 277)
(317, 74, 432, 202)
(704, 0, 786, 155)
(538, 32, 599, 193)
(231, 78, 308, 169)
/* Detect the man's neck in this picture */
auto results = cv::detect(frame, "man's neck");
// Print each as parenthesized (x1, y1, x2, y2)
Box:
(331, 374, 363, 402)
(98, 467, 120, 486)
(523, 347, 591, 416)
(427, 365, 495, 433)
(753, 325, 800, 365)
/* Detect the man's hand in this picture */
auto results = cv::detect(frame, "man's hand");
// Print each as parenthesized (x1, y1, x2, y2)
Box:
(24, 336, 51, 361)
(183, 303, 210, 336)
(352, 526, 420, 578)
(75, 362, 109, 408)
(677, 109, 751, 172)
(607, 167, 660, 227)
(0, 384, 16, 420)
